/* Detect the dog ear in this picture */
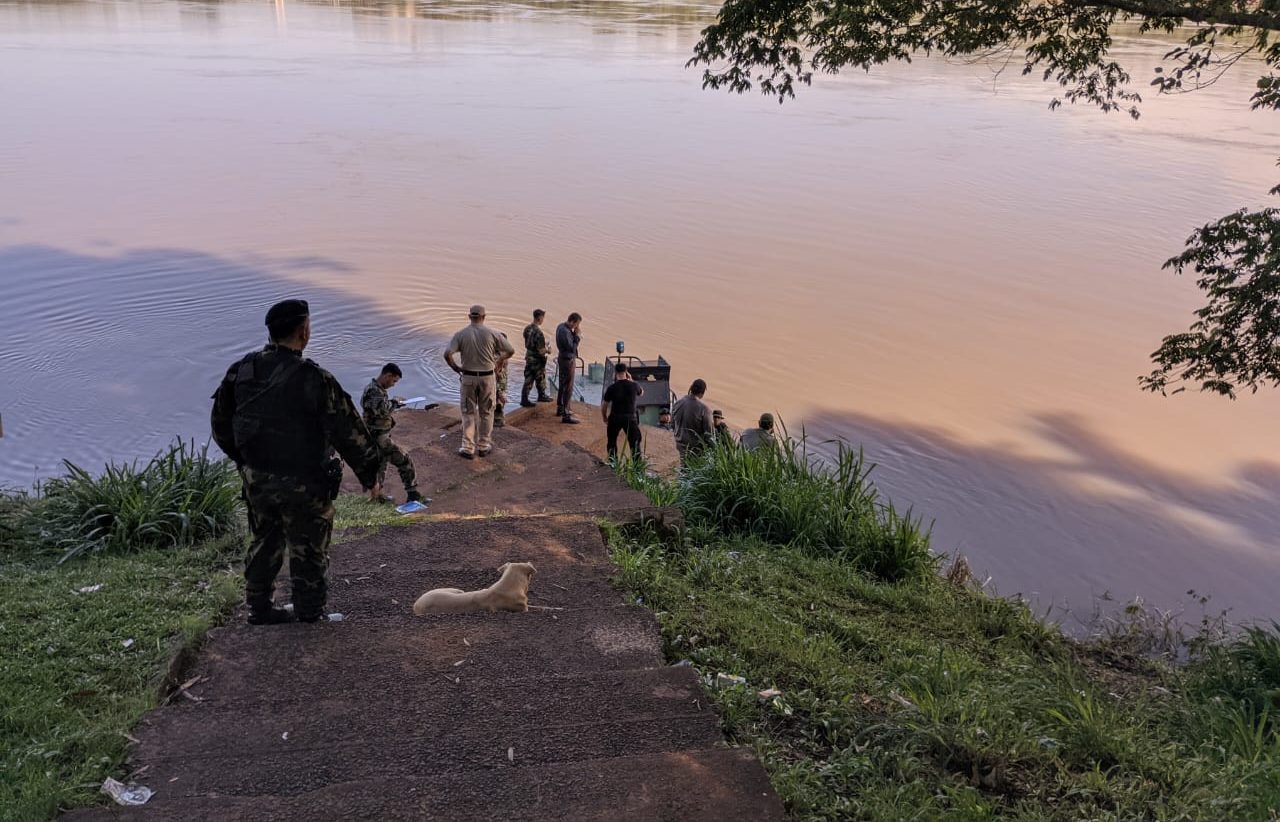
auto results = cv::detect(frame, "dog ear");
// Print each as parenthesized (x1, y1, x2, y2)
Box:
(498, 562, 510, 574)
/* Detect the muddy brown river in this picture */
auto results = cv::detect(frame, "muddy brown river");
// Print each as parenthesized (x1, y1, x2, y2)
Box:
(2, 0, 1277, 625)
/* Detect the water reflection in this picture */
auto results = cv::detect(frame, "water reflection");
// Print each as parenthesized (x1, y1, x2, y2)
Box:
(1, 0, 1277, 623)
(0, 244, 450, 483)
(809, 410, 1280, 626)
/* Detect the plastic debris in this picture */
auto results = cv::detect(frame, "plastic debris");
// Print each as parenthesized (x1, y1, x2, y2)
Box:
(671, 660, 693, 668)
(282, 731, 289, 740)
(76, 584, 104, 595)
(453, 660, 465, 667)
(507, 746, 515, 762)
(889, 692, 915, 710)
(757, 687, 782, 701)
(1038, 736, 1060, 750)
(101, 777, 152, 806)
(727, 551, 742, 561)
(327, 613, 344, 622)
(122, 639, 135, 649)
(714, 673, 748, 689)
(396, 500, 429, 515)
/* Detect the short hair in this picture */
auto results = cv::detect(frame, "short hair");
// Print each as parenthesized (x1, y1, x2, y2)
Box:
(689, 379, 707, 396)
(533, 309, 546, 319)
(567, 312, 582, 323)
(381, 363, 402, 378)
(659, 406, 671, 415)
(759, 413, 775, 430)
(268, 315, 307, 342)
(614, 362, 629, 375)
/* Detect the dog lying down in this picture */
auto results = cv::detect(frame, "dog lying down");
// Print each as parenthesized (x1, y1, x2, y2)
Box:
(412, 562, 536, 615)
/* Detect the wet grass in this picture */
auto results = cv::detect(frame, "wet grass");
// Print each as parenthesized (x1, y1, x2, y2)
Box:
(0, 449, 415, 819)
(609, 437, 1280, 819)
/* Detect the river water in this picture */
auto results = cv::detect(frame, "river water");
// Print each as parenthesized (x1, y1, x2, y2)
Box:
(2, 0, 1277, 625)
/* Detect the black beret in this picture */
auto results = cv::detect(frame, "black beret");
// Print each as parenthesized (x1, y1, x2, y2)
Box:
(265, 299, 309, 327)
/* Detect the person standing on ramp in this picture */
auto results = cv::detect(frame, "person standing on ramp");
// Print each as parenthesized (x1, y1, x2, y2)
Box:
(211, 299, 382, 625)
(443, 304, 514, 459)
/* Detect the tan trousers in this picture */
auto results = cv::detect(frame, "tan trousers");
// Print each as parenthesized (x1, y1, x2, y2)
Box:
(459, 373, 496, 455)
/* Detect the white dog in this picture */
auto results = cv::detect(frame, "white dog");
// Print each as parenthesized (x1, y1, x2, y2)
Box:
(412, 562, 536, 615)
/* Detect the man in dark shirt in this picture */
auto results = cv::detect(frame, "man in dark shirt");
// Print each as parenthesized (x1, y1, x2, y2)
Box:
(555, 312, 583, 424)
(601, 362, 644, 461)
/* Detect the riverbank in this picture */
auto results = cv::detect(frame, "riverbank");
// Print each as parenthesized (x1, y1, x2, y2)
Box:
(3, 410, 1278, 819)
(608, 438, 1280, 818)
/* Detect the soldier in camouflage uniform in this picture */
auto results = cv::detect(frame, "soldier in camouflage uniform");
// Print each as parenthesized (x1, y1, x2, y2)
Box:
(360, 363, 423, 504)
(211, 299, 381, 625)
(520, 309, 553, 407)
(494, 338, 510, 428)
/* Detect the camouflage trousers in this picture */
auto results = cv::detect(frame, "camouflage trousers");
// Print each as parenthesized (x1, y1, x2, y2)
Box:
(494, 368, 509, 426)
(522, 353, 549, 400)
(373, 430, 417, 494)
(240, 466, 335, 620)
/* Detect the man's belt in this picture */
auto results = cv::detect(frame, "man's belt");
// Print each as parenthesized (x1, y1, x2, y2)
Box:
(461, 369, 494, 377)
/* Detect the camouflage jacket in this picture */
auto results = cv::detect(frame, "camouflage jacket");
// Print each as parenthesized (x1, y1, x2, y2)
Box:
(523, 323, 549, 359)
(361, 379, 397, 432)
(211, 345, 381, 489)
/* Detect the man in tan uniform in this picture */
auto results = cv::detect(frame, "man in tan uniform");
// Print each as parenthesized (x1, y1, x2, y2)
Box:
(443, 305, 515, 459)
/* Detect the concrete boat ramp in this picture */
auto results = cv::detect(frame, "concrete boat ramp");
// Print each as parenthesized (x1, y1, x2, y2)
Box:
(67, 406, 782, 820)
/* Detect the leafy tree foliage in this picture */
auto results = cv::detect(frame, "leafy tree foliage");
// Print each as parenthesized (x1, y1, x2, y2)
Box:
(690, 0, 1280, 397)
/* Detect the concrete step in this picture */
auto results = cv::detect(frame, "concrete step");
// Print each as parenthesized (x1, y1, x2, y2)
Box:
(180, 607, 666, 697)
(330, 515, 614, 574)
(325, 516, 625, 616)
(137, 665, 713, 760)
(65, 748, 784, 821)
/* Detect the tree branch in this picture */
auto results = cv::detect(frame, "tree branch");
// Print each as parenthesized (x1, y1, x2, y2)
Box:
(1073, 0, 1278, 30)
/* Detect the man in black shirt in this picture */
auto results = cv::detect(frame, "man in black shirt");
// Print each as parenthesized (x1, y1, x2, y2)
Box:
(601, 362, 644, 461)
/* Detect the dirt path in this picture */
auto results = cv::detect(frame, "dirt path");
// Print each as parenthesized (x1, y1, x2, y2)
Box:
(67, 408, 781, 820)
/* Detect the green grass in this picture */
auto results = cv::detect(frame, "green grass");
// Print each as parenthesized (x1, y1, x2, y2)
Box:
(616, 433, 935, 583)
(608, 527, 1280, 819)
(2, 440, 241, 564)
(0, 538, 242, 819)
(609, 433, 1280, 819)
(0, 445, 414, 820)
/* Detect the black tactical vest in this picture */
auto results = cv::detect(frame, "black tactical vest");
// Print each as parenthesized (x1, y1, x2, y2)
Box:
(231, 349, 327, 478)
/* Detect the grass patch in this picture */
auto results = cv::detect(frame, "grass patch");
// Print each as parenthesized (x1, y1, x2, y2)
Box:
(0, 441, 413, 819)
(610, 433, 1280, 819)
(609, 528, 1280, 819)
(0, 538, 242, 819)
(616, 434, 935, 583)
(2, 440, 240, 564)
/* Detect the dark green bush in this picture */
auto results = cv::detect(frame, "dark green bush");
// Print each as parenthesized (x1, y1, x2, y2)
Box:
(12, 440, 242, 562)
(677, 432, 936, 583)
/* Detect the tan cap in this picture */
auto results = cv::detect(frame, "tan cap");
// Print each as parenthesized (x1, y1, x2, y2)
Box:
(469, 304, 486, 317)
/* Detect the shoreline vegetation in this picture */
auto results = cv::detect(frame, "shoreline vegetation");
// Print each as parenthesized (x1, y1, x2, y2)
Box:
(0, 442, 406, 819)
(0, 432, 1277, 818)
(609, 432, 1280, 818)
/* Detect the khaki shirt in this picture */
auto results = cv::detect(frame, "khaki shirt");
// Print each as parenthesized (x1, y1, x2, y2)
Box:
(446, 323, 515, 371)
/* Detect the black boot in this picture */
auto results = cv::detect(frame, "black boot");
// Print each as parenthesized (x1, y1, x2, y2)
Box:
(248, 606, 295, 625)
(520, 384, 536, 408)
